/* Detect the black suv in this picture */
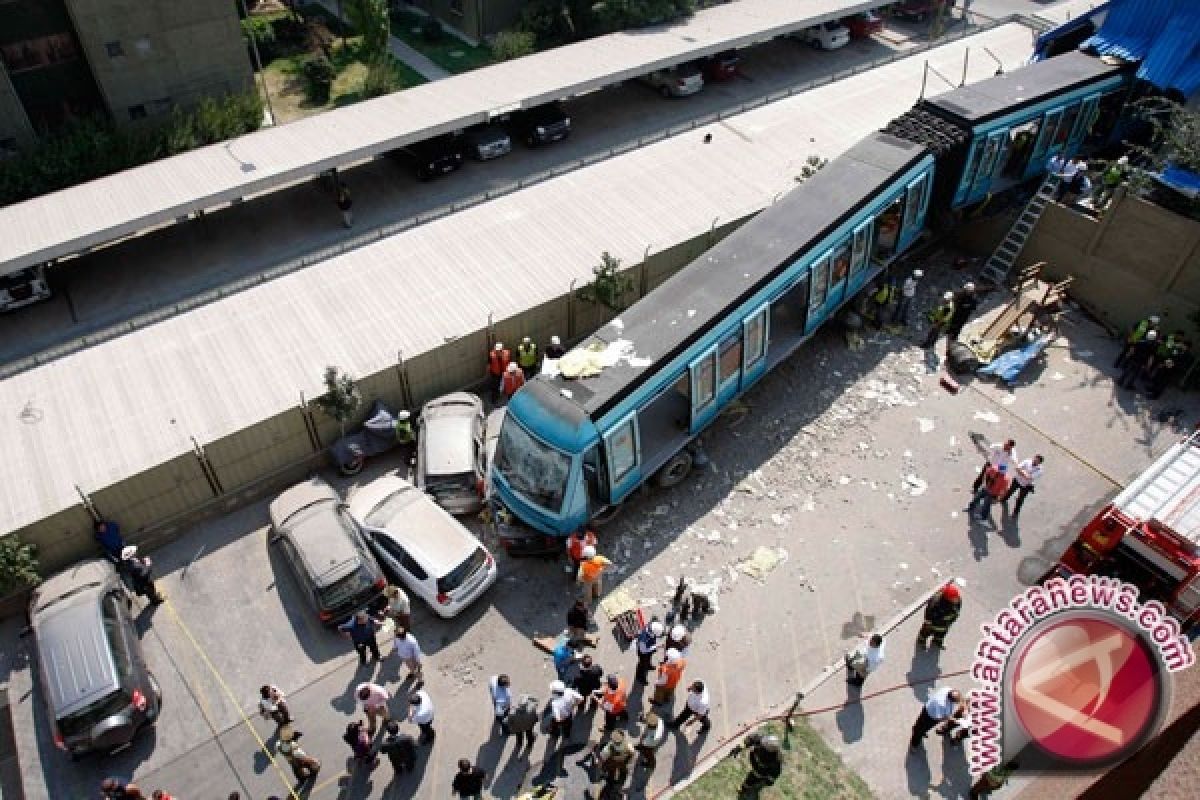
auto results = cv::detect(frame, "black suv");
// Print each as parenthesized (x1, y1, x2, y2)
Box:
(394, 134, 466, 180)
(509, 103, 571, 147)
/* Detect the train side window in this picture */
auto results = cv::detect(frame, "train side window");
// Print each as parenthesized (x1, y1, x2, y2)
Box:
(830, 241, 851, 285)
(605, 415, 640, 485)
(809, 254, 830, 310)
(691, 348, 717, 411)
(961, 140, 984, 189)
(849, 221, 871, 278)
(743, 305, 768, 369)
(582, 446, 609, 509)
(873, 197, 903, 259)
(1054, 102, 1080, 146)
(904, 178, 926, 229)
(718, 332, 742, 387)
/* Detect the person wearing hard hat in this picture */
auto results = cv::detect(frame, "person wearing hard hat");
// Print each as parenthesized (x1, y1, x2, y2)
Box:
(487, 342, 511, 403)
(651, 648, 687, 706)
(394, 410, 414, 446)
(566, 529, 597, 583)
(545, 334, 566, 361)
(1115, 313, 1160, 368)
(517, 336, 540, 380)
(662, 623, 691, 663)
(634, 619, 665, 684)
(923, 291, 956, 349)
(945, 282, 979, 344)
(501, 361, 525, 403)
(891, 269, 923, 328)
(917, 582, 963, 650)
(590, 728, 635, 793)
(577, 544, 612, 605)
(1119, 329, 1159, 390)
(742, 732, 782, 790)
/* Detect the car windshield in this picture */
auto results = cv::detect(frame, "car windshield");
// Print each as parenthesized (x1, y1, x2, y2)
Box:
(437, 548, 488, 594)
(58, 690, 128, 737)
(317, 566, 373, 609)
(493, 415, 571, 513)
(425, 472, 476, 497)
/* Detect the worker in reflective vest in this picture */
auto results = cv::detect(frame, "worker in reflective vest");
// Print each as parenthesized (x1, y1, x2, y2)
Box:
(488, 343, 511, 403)
(517, 337, 539, 379)
(1115, 314, 1159, 368)
(922, 291, 955, 349)
(501, 362, 525, 402)
(596, 674, 628, 731)
(394, 410, 414, 445)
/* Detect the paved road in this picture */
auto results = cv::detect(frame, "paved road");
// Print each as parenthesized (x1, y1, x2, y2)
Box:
(6, 247, 1196, 799)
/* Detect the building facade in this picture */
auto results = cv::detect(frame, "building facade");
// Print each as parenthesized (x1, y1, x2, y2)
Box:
(409, 0, 527, 43)
(0, 0, 252, 153)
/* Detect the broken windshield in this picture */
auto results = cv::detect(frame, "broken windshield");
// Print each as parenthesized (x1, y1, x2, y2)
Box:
(494, 415, 571, 514)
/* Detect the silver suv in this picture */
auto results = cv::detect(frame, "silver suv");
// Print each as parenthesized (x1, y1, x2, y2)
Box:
(417, 392, 487, 514)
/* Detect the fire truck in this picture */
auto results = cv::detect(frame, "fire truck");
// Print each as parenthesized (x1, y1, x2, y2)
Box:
(1042, 431, 1200, 635)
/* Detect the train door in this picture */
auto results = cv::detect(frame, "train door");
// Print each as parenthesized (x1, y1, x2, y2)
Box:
(1050, 101, 1081, 158)
(604, 412, 642, 503)
(824, 239, 852, 312)
(741, 303, 770, 389)
(1069, 94, 1099, 151)
(688, 345, 719, 434)
(898, 173, 929, 251)
(1030, 108, 1063, 168)
(716, 330, 742, 406)
(968, 130, 1008, 200)
(804, 251, 832, 335)
(845, 220, 874, 296)
(767, 274, 808, 370)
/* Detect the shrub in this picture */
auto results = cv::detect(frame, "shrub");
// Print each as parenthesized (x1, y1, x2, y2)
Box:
(361, 57, 399, 98)
(241, 16, 278, 63)
(492, 30, 536, 61)
(0, 537, 40, 596)
(420, 15, 443, 42)
(303, 54, 336, 103)
(271, 16, 310, 56)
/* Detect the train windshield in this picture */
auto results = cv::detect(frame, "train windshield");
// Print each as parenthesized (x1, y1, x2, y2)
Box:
(494, 414, 572, 514)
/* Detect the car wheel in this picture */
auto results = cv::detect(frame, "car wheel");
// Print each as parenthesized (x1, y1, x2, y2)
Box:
(339, 455, 365, 476)
(655, 450, 694, 489)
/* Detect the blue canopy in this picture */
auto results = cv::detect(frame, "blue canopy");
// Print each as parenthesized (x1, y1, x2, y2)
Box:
(1083, 0, 1200, 96)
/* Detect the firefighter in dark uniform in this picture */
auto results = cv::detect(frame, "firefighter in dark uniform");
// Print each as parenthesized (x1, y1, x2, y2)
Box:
(740, 733, 782, 791)
(922, 291, 955, 349)
(916, 582, 962, 650)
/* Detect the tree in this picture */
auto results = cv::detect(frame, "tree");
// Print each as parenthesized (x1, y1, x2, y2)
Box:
(1127, 97, 1200, 174)
(0, 537, 40, 596)
(577, 251, 633, 311)
(492, 30, 536, 61)
(344, 0, 390, 62)
(313, 366, 361, 435)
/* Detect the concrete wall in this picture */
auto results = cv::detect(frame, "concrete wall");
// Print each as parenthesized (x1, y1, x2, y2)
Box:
(0, 64, 35, 152)
(0, 213, 753, 581)
(1018, 192, 1200, 334)
(64, 0, 252, 125)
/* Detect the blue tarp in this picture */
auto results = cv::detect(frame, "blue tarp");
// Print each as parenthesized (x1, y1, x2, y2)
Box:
(1083, 0, 1200, 96)
(1158, 165, 1200, 199)
(978, 335, 1053, 386)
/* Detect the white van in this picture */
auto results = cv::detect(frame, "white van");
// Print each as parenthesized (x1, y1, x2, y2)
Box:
(641, 64, 705, 97)
(800, 21, 850, 51)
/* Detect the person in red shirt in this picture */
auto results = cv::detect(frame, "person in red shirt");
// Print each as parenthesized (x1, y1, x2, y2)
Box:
(500, 362, 525, 402)
(487, 342, 511, 403)
(968, 463, 1010, 522)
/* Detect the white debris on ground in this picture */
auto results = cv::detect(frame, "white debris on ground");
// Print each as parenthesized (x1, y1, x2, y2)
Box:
(736, 546, 790, 581)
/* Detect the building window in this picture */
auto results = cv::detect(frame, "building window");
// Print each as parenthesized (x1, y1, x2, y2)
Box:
(128, 104, 147, 120)
(135, 36, 151, 56)
(105, 40, 123, 58)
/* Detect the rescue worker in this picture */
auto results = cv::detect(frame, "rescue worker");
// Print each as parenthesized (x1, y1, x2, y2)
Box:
(1114, 314, 1159, 368)
(394, 410, 414, 445)
(945, 282, 979, 343)
(1096, 155, 1128, 208)
(597, 674, 629, 731)
(662, 624, 691, 663)
(487, 342, 511, 403)
(589, 729, 635, 796)
(869, 278, 897, 329)
(517, 336, 540, 380)
(969, 463, 1011, 522)
(120, 546, 164, 605)
(545, 335, 566, 361)
(634, 620, 665, 684)
(891, 270, 922, 328)
(922, 291, 955, 349)
(651, 648, 686, 706)
(1119, 329, 1158, 390)
(970, 759, 1020, 799)
(577, 545, 611, 605)
(501, 361, 525, 403)
(635, 711, 667, 772)
(917, 583, 962, 650)
(1147, 358, 1177, 399)
(740, 733, 782, 791)
(277, 728, 321, 785)
(567, 529, 598, 582)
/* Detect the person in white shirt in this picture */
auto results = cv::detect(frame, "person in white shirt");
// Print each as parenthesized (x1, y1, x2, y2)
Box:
(1004, 454, 1043, 519)
(488, 674, 513, 736)
(408, 689, 436, 744)
(1046, 153, 1066, 175)
(845, 633, 886, 687)
(258, 684, 291, 727)
(392, 627, 424, 690)
(671, 680, 712, 734)
(356, 682, 391, 736)
(549, 680, 583, 739)
(909, 687, 966, 749)
(636, 711, 668, 771)
(891, 270, 923, 328)
(972, 439, 1017, 493)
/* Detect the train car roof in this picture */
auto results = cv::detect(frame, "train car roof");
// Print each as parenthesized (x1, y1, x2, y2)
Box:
(922, 50, 1127, 126)
(537, 132, 928, 420)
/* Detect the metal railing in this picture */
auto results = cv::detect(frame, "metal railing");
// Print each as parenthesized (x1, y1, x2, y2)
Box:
(0, 14, 1019, 382)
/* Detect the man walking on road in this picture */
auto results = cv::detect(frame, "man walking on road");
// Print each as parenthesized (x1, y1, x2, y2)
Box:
(917, 583, 962, 650)
(567, 598, 591, 645)
(597, 674, 629, 731)
(972, 439, 1016, 492)
(909, 687, 967, 749)
(451, 758, 487, 800)
(339, 610, 384, 665)
(1119, 330, 1158, 390)
(635, 711, 667, 772)
(969, 463, 1011, 522)
(891, 270, 922, 328)
(409, 689, 436, 744)
(356, 682, 391, 737)
(1004, 454, 1043, 520)
(489, 673, 514, 736)
(392, 627, 425, 690)
(549, 680, 584, 739)
(651, 649, 686, 707)
(276, 728, 321, 785)
(844, 633, 886, 688)
(506, 694, 540, 749)
(120, 546, 164, 605)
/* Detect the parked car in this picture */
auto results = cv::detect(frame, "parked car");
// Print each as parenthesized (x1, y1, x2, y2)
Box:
(28, 559, 161, 758)
(0, 265, 51, 313)
(800, 21, 851, 50)
(508, 102, 571, 147)
(349, 474, 498, 617)
(464, 123, 513, 161)
(844, 11, 884, 38)
(891, 1, 937, 23)
(268, 476, 386, 624)
(641, 64, 705, 97)
(394, 134, 466, 180)
(702, 50, 741, 82)
(417, 392, 486, 514)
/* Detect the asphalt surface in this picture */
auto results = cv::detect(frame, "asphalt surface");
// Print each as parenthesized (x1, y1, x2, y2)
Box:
(6, 244, 1199, 800)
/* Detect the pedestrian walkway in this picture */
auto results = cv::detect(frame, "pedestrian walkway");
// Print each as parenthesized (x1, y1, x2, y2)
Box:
(312, 0, 454, 81)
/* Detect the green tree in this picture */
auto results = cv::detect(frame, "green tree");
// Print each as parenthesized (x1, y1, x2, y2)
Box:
(313, 366, 362, 435)
(344, 0, 390, 62)
(577, 251, 633, 311)
(492, 30, 536, 61)
(0, 537, 40, 596)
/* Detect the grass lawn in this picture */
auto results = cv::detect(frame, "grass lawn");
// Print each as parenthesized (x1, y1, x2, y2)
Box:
(674, 721, 876, 800)
(388, 9, 494, 73)
(260, 37, 427, 124)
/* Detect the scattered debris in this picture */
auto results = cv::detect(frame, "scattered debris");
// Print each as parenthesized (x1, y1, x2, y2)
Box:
(904, 474, 928, 496)
(916, 417, 936, 433)
(973, 410, 999, 424)
(736, 546, 790, 581)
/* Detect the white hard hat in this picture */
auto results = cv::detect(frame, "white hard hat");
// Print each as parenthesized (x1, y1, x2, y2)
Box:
(121, 545, 138, 560)
(507, 362, 519, 372)
(550, 680, 565, 694)
(649, 620, 665, 636)
(1117, 156, 1129, 166)
(397, 410, 411, 421)
(582, 545, 596, 559)
(671, 624, 687, 641)
(943, 291, 954, 301)
(551, 335, 561, 346)
(523, 336, 531, 343)
(1150, 315, 1161, 324)
(1146, 330, 1158, 340)
(964, 282, 976, 292)
(494, 342, 503, 351)
(666, 648, 682, 663)
(913, 270, 924, 278)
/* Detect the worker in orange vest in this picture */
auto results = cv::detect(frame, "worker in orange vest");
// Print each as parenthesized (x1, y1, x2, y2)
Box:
(651, 649, 686, 706)
(501, 362, 525, 403)
(566, 529, 598, 580)
(596, 674, 629, 731)
(577, 545, 612, 605)
(488, 342, 511, 403)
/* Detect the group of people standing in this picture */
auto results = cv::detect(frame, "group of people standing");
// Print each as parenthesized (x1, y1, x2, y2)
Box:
(1115, 312, 1190, 398)
(487, 335, 567, 402)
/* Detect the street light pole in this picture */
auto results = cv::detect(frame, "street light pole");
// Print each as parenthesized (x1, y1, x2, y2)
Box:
(238, 0, 276, 125)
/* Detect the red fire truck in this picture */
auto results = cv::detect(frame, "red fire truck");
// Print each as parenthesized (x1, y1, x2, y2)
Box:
(1042, 432, 1200, 635)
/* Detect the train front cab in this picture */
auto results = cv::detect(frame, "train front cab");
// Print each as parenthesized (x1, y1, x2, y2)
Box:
(951, 80, 1128, 209)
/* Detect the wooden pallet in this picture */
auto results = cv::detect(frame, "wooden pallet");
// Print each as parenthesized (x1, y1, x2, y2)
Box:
(965, 263, 1072, 364)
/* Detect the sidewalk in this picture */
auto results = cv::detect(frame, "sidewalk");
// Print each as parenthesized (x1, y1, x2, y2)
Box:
(311, 0, 451, 81)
